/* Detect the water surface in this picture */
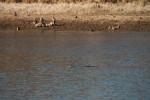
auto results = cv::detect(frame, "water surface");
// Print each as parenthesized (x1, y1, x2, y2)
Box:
(0, 31, 150, 100)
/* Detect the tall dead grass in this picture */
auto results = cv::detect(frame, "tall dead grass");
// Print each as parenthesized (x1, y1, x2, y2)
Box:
(0, 0, 149, 3)
(0, 2, 150, 15)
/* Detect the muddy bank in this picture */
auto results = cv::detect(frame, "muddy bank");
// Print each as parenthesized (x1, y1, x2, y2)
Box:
(0, 15, 150, 32)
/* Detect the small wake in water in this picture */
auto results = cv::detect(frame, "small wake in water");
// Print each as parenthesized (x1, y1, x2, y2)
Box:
(67, 65, 99, 68)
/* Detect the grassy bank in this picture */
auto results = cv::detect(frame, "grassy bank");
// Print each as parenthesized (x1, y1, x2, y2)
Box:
(0, 2, 150, 31)
(0, 2, 150, 15)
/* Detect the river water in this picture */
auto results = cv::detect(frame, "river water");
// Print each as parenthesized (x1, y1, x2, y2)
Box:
(0, 31, 150, 100)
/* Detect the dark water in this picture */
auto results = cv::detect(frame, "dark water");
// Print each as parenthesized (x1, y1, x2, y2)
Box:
(0, 31, 150, 100)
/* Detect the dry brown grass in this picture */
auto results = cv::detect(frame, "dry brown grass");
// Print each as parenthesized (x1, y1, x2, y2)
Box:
(0, 2, 150, 16)
(0, 0, 149, 3)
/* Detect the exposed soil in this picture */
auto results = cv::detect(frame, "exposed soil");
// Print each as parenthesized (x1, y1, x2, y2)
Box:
(0, 14, 150, 32)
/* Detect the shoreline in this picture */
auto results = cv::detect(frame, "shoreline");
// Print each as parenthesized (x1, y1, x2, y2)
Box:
(0, 14, 150, 32)
(0, 3, 150, 32)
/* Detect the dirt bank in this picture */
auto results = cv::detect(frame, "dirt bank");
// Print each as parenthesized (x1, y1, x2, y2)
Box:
(0, 14, 150, 32)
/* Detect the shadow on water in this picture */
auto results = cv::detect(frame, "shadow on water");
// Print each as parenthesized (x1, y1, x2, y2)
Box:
(0, 31, 150, 100)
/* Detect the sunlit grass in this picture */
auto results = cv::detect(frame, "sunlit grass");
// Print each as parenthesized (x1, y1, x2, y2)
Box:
(0, 2, 150, 15)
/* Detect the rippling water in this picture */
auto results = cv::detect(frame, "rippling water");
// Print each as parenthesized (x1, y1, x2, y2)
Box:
(0, 31, 150, 100)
